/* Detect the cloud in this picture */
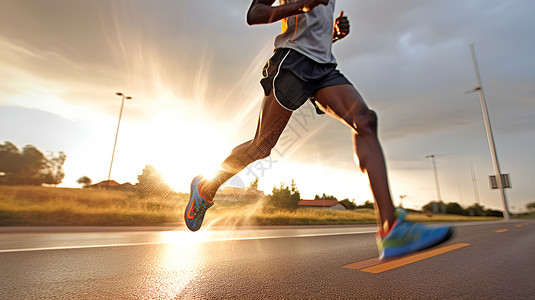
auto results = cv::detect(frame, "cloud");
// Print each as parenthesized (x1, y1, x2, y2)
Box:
(0, 0, 533, 210)
(0, 106, 91, 152)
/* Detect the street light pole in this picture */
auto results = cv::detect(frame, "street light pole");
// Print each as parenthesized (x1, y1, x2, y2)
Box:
(426, 154, 442, 203)
(470, 161, 481, 205)
(108, 92, 132, 181)
(465, 44, 510, 220)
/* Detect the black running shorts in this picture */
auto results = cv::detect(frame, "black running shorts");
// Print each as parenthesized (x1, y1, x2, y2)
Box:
(260, 48, 352, 114)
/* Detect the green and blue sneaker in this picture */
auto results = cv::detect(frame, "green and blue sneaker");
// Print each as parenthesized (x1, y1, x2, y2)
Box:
(376, 209, 454, 260)
(184, 176, 214, 232)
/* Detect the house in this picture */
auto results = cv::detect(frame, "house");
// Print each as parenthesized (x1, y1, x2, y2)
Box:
(89, 180, 121, 189)
(297, 199, 349, 210)
(88, 180, 134, 191)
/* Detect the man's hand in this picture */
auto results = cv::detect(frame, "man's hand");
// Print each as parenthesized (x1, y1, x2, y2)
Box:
(333, 11, 349, 42)
(301, 0, 329, 13)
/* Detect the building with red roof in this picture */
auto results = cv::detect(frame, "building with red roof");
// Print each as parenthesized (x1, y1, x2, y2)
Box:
(297, 199, 349, 210)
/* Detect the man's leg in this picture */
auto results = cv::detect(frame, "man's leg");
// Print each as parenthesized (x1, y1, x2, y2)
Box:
(200, 91, 293, 200)
(314, 84, 453, 260)
(313, 84, 396, 232)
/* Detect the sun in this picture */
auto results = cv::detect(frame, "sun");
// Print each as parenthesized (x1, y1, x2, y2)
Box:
(142, 109, 236, 192)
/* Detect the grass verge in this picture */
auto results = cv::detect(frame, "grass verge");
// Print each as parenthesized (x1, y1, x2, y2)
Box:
(0, 185, 502, 227)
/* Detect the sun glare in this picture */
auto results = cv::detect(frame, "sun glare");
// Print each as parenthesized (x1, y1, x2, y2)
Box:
(136, 230, 210, 298)
(160, 124, 231, 189)
(132, 108, 234, 192)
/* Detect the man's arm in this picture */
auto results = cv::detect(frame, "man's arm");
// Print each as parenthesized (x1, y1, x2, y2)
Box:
(247, 0, 329, 25)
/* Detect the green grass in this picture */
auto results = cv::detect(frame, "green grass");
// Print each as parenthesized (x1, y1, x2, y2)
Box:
(512, 211, 535, 219)
(0, 185, 503, 227)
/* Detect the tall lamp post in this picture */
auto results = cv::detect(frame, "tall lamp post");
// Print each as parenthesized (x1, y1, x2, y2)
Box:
(108, 92, 132, 181)
(426, 154, 442, 202)
(465, 44, 510, 220)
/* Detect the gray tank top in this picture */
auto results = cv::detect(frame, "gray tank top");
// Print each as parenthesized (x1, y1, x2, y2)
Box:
(274, 0, 336, 64)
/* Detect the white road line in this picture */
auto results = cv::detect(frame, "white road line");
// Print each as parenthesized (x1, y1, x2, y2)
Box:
(0, 229, 377, 253)
(0, 243, 160, 253)
(2, 220, 517, 254)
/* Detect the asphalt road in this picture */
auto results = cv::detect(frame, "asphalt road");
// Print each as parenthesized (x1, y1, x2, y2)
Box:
(1, 220, 533, 299)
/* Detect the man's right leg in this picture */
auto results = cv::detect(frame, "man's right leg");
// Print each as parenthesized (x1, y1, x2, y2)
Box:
(200, 91, 293, 200)
(313, 84, 396, 231)
(314, 84, 453, 260)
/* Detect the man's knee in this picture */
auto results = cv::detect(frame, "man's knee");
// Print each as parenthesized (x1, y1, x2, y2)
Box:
(353, 109, 378, 135)
(366, 109, 378, 129)
(255, 144, 273, 160)
(246, 140, 273, 161)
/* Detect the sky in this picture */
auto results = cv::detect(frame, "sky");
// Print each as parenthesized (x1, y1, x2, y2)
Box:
(1, 0, 534, 212)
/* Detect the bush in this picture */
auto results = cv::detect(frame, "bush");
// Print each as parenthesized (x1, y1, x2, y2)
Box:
(135, 165, 172, 198)
(267, 180, 300, 211)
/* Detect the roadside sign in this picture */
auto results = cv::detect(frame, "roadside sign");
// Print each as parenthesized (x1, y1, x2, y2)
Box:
(489, 174, 511, 189)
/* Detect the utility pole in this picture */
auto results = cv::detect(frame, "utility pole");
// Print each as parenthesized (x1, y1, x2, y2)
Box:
(465, 44, 510, 220)
(425, 154, 442, 202)
(470, 161, 480, 205)
(108, 92, 132, 182)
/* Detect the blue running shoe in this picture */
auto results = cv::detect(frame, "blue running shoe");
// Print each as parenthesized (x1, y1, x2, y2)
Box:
(376, 209, 454, 260)
(184, 176, 214, 232)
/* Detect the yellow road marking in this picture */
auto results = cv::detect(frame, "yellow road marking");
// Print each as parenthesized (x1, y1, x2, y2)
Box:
(495, 229, 508, 233)
(515, 224, 523, 228)
(343, 257, 381, 270)
(344, 243, 470, 274)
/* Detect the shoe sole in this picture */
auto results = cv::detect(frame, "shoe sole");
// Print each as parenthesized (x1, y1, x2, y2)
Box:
(381, 226, 455, 260)
(184, 177, 202, 232)
(439, 226, 454, 245)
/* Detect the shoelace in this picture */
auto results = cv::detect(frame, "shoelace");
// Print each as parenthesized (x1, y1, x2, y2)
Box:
(193, 201, 209, 219)
(398, 220, 424, 241)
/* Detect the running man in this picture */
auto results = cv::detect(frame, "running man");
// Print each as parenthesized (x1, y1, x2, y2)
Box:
(185, 0, 453, 260)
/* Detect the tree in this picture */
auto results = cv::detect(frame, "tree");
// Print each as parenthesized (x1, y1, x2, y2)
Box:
(446, 202, 465, 215)
(485, 209, 504, 217)
(135, 165, 172, 197)
(340, 199, 357, 209)
(248, 177, 259, 191)
(467, 203, 485, 216)
(42, 151, 67, 186)
(314, 193, 337, 200)
(0, 141, 66, 186)
(269, 179, 300, 211)
(290, 179, 300, 210)
(19, 145, 46, 185)
(0, 142, 21, 184)
(357, 200, 374, 209)
(423, 201, 447, 214)
(77, 176, 92, 187)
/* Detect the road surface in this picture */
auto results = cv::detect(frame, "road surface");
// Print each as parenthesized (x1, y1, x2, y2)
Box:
(1, 220, 534, 299)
